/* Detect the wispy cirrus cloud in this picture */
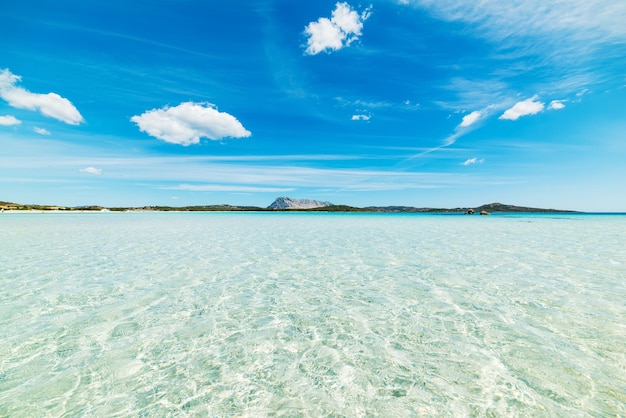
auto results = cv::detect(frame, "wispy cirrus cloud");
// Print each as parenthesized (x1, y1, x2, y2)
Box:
(437, 78, 511, 113)
(410, 0, 625, 140)
(304, 2, 372, 55)
(131, 102, 251, 146)
(335, 96, 411, 111)
(163, 184, 295, 193)
(3, 143, 510, 196)
(0, 115, 21, 126)
(0, 69, 84, 125)
(412, 0, 626, 53)
(411, 1, 626, 95)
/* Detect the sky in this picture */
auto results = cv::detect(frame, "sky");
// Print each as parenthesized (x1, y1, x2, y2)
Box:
(1, 1, 625, 211)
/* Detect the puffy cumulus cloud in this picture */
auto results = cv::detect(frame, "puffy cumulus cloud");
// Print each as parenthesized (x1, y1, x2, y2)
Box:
(0, 69, 84, 125)
(131, 102, 251, 146)
(459, 110, 482, 127)
(80, 167, 102, 175)
(351, 114, 371, 121)
(304, 2, 372, 55)
(33, 127, 51, 135)
(0, 115, 21, 126)
(548, 100, 566, 110)
(462, 157, 485, 166)
(499, 96, 544, 120)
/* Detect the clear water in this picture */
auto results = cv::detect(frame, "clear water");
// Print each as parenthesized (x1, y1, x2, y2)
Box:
(1, 212, 624, 417)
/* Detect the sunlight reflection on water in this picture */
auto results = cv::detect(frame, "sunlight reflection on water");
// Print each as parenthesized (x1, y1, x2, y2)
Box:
(0, 212, 624, 416)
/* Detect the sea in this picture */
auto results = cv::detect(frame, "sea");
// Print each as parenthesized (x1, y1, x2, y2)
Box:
(0, 211, 624, 417)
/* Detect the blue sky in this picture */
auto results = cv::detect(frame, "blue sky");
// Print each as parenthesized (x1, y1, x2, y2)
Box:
(1, 1, 625, 211)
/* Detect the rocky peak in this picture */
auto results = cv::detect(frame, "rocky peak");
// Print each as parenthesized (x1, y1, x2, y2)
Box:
(268, 197, 333, 209)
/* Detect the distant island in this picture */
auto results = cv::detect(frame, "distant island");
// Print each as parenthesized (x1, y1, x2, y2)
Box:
(268, 196, 333, 210)
(1, 198, 577, 213)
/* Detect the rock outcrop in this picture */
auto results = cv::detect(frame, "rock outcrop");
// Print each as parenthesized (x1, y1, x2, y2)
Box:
(268, 197, 333, 210)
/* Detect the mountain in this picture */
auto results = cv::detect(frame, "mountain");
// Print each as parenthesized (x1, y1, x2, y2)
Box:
(268, 197, 333, 210)
(363, 202, 576, 213)
(1, 199, 577, 213)
(472, 202, 574, 213)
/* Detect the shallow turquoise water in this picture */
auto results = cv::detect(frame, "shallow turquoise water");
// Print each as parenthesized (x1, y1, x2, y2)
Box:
(0, 212, 624, 416)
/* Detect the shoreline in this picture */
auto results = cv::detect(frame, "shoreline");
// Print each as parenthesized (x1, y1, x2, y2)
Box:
(1, 202, 581, 214)
(3, 209, 623, 215)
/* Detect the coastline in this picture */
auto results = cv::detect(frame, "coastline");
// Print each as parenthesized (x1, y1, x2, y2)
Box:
(1, 201, 581, 214)
(3, 209, 624, 216)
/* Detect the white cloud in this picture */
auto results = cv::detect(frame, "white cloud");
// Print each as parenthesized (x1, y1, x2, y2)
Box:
(499, 96, 544, 120)
(439, 77, 511, 112)
(79, 167, 102, 175)
(131, 102, 251, 146)
(351, 114, 371, 121)
(304, 2, 372, 55)
(411, 1, 626, 98)
(33, 127, 51, 135)
(0, 69, 84, 125)
(412, 1, 626, 51)
(165, 184, 295, 193)
(459, 110, 482, 127)
(442, 106, 493, 147)
(548, 100, 565, 110)
(462, 157, 485, 166)
(576, 89, 589, 97)
(0, 115, 21, 126)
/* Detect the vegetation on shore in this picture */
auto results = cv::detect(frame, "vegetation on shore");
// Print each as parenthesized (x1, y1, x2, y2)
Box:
(1, 200, 576, 213)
